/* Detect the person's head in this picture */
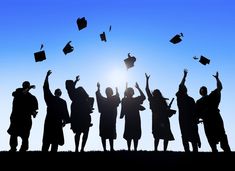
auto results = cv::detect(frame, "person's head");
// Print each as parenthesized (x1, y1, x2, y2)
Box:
(105, 87, 113, 98)
(152, 89, 162, 98)
(76, 86, 89, 99)
(54, 88, 62, 97)
(199, 86, 207, 97)
(22, 81, 30, 89)
(125, 87, 134, 98)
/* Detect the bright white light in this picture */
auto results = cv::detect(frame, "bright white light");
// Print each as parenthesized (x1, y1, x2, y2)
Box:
(107, 67, 128, 88)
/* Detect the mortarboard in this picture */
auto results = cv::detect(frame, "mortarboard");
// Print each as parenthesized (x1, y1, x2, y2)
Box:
(109, 25, 112, 32)
(199, 55, 210, 65)
(100, 32, 107, 42)
(63, 41, 74, 55)
(34, 51, 46, 62)
(34, 44, 46, 62)
(77, 17, 87, 31)
(124, 53, 136, 69)
(170, 33, 183, 44)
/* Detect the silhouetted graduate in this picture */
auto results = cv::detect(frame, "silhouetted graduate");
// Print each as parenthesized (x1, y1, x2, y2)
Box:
(120, 82, 146, 151)
(42, 70, 70, 152)
(176, 69, 201, 152)
(170, 33, 183, 44)
(124, 53, 136, 69)
(34, 44, 46, 62)
(77, 17, 87, 30)
(63, 41, 74, 55)
(7, 81, 38, 152)
(66, 75, 94, 152)
(195, 72, 231, 152)
(96, 82, 121, 151)
(145, 74, 174, 151)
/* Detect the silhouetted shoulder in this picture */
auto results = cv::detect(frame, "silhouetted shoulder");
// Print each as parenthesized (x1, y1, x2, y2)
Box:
(12, 88, 23, 96)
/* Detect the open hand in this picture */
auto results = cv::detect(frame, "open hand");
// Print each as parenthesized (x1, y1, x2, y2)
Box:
(213, 72, 219, 79)
(145, 73, 150, 80)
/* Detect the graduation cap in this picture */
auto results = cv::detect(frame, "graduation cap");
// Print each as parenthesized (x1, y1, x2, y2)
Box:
(63, 41, 74, 55)
(170, 33, 183, 44)
(34, 44, 46, 62)
(193, 55, 210, 65)
(199, 55, 210, 65)
(77, 17, 87, 31)
(100, 32, 107, 42)
(124, 53, 136, 69)
(109, 25, 112, 32)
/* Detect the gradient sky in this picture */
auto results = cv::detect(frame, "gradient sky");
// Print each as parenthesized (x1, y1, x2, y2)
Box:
(0, 0, 235, 152)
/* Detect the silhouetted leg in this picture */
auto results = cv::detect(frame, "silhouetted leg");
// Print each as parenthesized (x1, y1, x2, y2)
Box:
(163, 140, 168, 151)
(210, 145, 218, 152)
(127, 139, 131, 151)
(101, 137, 107, 151)
(134, 139, 138, 151)
(9, 135, 17, 152)
(75, 133, 81, 152)
(109, 139, 114, 151)
(154, 138, 159, 151)
(42, 142, 50, 152)
(81, 129, 89, 152)
(182, 138, 190, 152)
(192, 142, 198, 152)
(20, 136, 29, 152)
(220, 134, 231, 152)
(51, 144, 58, 152)
(208, 138, 218, 152)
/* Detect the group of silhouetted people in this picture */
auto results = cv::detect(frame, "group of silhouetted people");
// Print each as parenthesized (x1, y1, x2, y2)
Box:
(7, 69, 231, 152)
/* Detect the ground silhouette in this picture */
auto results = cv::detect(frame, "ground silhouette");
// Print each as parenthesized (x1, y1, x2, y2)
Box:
(1, 150, 234, 170)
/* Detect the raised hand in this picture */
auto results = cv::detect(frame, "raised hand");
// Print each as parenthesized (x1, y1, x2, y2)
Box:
(47, 70, 52, 77)
(184, 69, 188, 76)
(115, 87, 118, 93)
(213, 71, 219, 79)
(97, 82, 100, 89)
(135, 82, 140, 89)
(76, 75, 80, 82)
(145, 73, 150, 80)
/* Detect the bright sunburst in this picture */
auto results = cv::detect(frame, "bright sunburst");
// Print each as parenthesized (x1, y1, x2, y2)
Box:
(107, 67, 128, 88)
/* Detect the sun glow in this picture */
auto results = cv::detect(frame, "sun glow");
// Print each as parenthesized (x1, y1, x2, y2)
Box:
(107, 67, 128, 88)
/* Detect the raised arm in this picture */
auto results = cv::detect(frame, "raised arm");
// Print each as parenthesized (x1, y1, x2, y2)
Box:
(43, 70, 53, 101)
(115, 87, 121, 105)
(96, 82, 105, 113)
(96, 82, 105, 99)
(115, 87, 120, 97)
(97, 82, 100, 92)
(179, 69, 188, 87)
(213, 71, 222, 91)
(44, 70, 52, 86)
(145, 73, 152, 98)
(124, 82, 128, 97)
(136, 82, 146, 101)
(74, 75, 80, 87)
(96, 82, 104, 99)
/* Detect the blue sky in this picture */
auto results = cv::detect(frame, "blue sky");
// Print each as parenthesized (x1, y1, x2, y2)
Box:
(0, 0, 235, 152)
